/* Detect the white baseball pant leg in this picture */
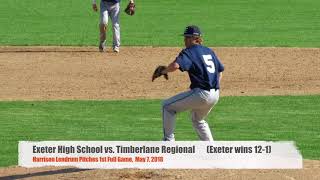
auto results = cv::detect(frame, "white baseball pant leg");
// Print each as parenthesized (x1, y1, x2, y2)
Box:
(100, 1, 120, 48)
(162, 88, 219, 141)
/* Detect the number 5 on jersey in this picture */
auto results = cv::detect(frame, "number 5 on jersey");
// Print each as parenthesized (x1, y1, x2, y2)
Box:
(202, 55, 216, 73)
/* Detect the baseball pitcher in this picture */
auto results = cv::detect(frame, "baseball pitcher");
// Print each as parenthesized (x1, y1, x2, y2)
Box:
(152, 25, 225, 141)
(92, 0, 135, 53)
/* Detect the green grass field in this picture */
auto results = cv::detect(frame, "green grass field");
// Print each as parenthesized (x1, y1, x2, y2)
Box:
(0, 0, 320, 46)
(0, 96, 319, 166)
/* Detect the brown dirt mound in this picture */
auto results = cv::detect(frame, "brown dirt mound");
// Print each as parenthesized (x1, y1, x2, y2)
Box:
(0, 160, 319, 180)
(0, 46, 319, 101)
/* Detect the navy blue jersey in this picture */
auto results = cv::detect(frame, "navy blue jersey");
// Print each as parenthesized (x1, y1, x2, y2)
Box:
(175, 45, 224, 90)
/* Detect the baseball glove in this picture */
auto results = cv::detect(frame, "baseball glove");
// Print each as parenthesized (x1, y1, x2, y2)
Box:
(152, 66, 169, 82)
(125, 2, 136, 16)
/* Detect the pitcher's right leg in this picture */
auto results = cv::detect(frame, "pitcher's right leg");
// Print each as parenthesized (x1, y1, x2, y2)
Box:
(191, 108, 214, 141)
(191, 89, 220, 141)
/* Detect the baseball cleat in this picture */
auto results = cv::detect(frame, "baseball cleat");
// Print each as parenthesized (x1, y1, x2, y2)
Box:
(99, 41, 106, 52)
(113, 46, 120, 53)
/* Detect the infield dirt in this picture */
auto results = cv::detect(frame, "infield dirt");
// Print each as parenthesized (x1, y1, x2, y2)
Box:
(0, 46, 319, 100)
(0, 46, 319, 179)
(0, 160, 319, 180)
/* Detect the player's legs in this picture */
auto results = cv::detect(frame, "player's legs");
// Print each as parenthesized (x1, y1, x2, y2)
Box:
(162, 89, 207, 141)
(191, 89, 219, 141)
(99, 24, 107, 50)
(99, 1, 109, 52)
(107, 2, 120, 52)
(191, 108, 214, 141)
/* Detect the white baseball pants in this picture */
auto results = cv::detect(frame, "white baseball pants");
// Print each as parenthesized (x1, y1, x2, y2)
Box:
(162, 88, 220, 141)
(100, 1, 120, 48)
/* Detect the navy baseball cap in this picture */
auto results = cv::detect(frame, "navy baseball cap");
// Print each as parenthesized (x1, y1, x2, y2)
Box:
(183, 25, 202, 37)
